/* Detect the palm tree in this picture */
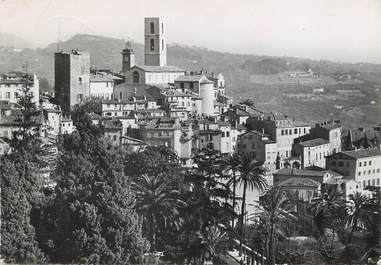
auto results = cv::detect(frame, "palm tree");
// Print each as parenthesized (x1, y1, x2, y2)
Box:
(257, 186, 296, 265)
(200, 225, 228, 262)
(236, 155, 267, 254)
(225, 152, 243, 227)
(239, 99, 256, 109)
(347, 192, 371, 244)
(310, 189, 347, 255)
(132, 174, 186, 251)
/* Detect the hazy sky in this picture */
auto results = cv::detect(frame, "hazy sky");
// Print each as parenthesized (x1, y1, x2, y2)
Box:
(1, 0, 380, 63)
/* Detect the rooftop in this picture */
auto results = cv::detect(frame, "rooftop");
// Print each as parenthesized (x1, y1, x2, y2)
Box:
(338, 148, 381, 159)
(279, 177, 320, 188)
(274, 168, 330, 177)
(134, 65, 184, 73)
(298, 138, 329, 147)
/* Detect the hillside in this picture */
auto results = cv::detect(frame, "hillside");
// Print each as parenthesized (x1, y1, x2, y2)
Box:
(0, 33, 380, 127)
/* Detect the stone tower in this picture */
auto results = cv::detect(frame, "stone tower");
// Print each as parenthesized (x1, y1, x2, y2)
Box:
(54, 50, 90, 113)
(144, 17, 167, 66)
(121, 41, 135, 73)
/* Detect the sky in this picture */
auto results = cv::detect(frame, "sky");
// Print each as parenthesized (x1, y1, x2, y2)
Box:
(0, 0, 381, 64)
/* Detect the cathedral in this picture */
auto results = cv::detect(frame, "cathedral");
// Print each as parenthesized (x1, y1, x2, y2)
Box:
(114, 17, 231, 117)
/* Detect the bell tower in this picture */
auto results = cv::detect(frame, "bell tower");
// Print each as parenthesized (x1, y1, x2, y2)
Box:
(121, 41, 135, 73)
(144, 17, 167, 66)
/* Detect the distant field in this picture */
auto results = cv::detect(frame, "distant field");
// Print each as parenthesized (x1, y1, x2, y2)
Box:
(238, 80, 381, 128)
(249, 73, 362, 86)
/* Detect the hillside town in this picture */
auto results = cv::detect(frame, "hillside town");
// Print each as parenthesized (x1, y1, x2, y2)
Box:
(1, 17, 380, 265)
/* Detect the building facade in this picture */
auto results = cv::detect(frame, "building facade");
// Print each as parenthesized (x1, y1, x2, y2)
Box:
(326, 149, 381, 189)
(55, 50, 90, 112)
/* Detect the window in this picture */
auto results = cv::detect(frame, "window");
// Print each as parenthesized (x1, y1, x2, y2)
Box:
(359, 162, 362, 167)
(222, 132, 225, 137)
(369, 160, 372, 166)
(150, 22, 154, 34)
(358, 171, 361, 176)
(294, 128, 298, 134)
(289, 129, 292, 135)
(78, 77, 82, 85)
(133, 71, 139, 83)
(286, 151, 289, 157)
(281, 130, 284, 136)
(363, 180, 366, 187)
(304, 128, 306, 133)
(209, 135, 213, 141)
(150, 39, 155, 51)
(285, 130, 288, 135)
(368, 180, 371, 186)
(226, 132, 230, 137)
(364, 161, 367, 166)
(377, 169, 380, 173)
(377, 178, 380, 186)
(6, 92, 10, 99)
(180, 82, 184, 89)
(120, 92, 122, 99)
(338, 161, 344, 167)
(190, 82, 194, 89)
(372, 179, 375, 186)
(368, 170, 371, 174)
(14, 92, 18, 98)
(331, 161, 336, 166)
(113, 135, 117, 141)
(162, 39, 164, 51)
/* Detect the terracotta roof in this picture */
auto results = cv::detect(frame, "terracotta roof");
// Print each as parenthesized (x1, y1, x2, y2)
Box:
(274, 168, 329, 177)
(298, 138, 329, 147)
(133, 65, 184, 73)
(279, 177, 320, 188)
(329, 149, 381, 159)
(175, 75, 204, 82)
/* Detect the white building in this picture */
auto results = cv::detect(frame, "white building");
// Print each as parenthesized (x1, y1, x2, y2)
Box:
(0, 73, 39, 104)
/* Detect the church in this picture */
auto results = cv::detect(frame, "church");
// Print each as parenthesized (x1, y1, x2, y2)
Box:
(114, 17, 231, 117)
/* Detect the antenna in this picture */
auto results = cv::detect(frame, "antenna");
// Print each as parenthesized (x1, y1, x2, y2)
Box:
(22, 61, 28, 73)
(57, 20, 61, 52)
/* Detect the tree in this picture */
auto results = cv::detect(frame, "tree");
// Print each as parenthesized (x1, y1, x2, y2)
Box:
(347, 192, 371, 244)
(9, 80, 43, 155)
(239, 99, 256, 109)
(0, 77, 46, 263)
(225, 152, 243, 227)
(310, 190, 347, 256)
(236, 155, 267, 251)
(257, 186, 296, 265)
(42, 110, 149, 264)
(132, 174, 186, 252)
(0, 158, 45, 263)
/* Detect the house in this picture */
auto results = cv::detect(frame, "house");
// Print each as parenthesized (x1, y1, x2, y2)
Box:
(293, 138, 331, 169)
(278, 177, 321, 202)
(326, 149, 381, 189)
(237, 130, 277, 171)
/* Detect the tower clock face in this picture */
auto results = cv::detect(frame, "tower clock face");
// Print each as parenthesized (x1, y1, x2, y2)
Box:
(124, 57, 129, 62)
